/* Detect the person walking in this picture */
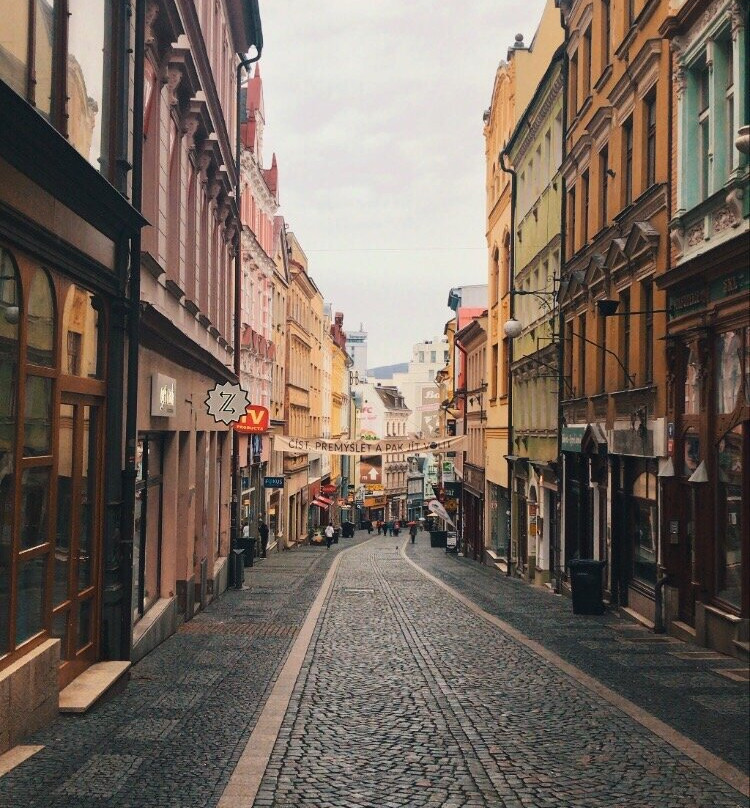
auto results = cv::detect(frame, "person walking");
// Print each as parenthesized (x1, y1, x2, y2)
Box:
(258, 519, 269, 558)
(325, 523, 334, 549)
(409, 522, 418, 544)
(376, 520, 382, 535)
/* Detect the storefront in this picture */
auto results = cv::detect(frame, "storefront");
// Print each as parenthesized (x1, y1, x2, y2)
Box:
(661, 264, 749, 655)
(462, 464, 484, 562)
(486, 482, 509, 560)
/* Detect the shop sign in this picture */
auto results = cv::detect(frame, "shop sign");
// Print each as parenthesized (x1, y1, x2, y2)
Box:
(561, 426, 585, 452)
(321, 484, 338, 494)
(263, 476, 284, 488)
(234, 405, 270, 434)
(205, 382, 250, 425)
(151, 373, 176, 417)
(444, 481, 461, 498)
(710, 269, 749, 303)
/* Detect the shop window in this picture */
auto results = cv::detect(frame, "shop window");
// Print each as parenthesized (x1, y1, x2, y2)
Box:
(629, 462, 657, 585)
(27, 268, 55, 367)
(715, 329, 744, 414)
(62, 285, 102, 378)
(684, 346, 700, 414)
(683, 428, 700, 477)
(715, 424, 743, 607)
(23, 376, 52, 456)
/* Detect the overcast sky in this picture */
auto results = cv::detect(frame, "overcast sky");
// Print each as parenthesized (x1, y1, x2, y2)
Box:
(257, 0, 547, 368)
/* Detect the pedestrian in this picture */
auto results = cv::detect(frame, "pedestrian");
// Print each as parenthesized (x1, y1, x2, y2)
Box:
(409, 523, 418, 544)
(366, 519, 373, 534)
(242, 521, 250, 539)
(324, 523, 334, 549)
(258, 519, 269, 558)
(376, 520, 382, 535)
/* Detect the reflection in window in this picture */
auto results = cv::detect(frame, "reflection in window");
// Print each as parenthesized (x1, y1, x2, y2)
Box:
(62, 285, 101, 378)
(20, 467, 50, 550)
(684, 347, 700, 414)
(684, 429, 700, 477)
(68, 0, 113, 172)
(16, 556, 47, 644)
(55, 404, 74, 606)
(716, 330, 742, 414)
(715, 424, 743, 607)
(27, 268, 55, 367)
(629, 463, 657, 585)
(33, 0, 56, 118)
(24, 376, 52, 456)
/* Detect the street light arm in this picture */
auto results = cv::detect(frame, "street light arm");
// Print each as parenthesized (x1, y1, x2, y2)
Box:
(570, 328, 636, 389)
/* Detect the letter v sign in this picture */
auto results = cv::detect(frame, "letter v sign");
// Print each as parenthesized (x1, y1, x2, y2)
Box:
(233, 405, 270, 434)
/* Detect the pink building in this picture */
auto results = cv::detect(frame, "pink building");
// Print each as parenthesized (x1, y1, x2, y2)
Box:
(239, 65, 279, 528)
(133, 0, 259, 656)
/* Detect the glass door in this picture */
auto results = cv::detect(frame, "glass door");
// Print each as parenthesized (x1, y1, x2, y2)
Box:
(52, 394, 102, 688)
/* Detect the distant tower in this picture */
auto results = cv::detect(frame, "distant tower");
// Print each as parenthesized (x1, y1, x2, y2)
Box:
(346, 323, 368, 378)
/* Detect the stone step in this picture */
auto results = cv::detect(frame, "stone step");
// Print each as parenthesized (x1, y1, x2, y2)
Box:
(59, 661, 131, 714)
(733, 639, 750, 663)
(670, 620, 697, 643)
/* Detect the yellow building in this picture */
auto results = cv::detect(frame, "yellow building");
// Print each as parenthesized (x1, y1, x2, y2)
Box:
(284, 231, 315, 543)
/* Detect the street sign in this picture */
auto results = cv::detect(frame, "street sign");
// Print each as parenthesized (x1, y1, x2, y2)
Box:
(263, 476, 284, 488)
(359, 456, 382, 485)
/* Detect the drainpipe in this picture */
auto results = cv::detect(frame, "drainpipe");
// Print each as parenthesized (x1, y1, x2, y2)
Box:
(498, 150, 516, 577)
(232, 49, 262, 584)
(120, 0, 146, 659)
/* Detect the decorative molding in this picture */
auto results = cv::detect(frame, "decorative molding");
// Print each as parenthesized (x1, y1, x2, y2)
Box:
(686, 222, 705, 246)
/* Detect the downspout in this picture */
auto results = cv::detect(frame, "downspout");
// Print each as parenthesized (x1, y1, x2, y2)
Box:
(120, 0, 146, 659)
(654, 41, 674, 634)
(455, 338, 468, 554)
(232, 48, 262, 584)
(557, 15, 570, 595)
(498, 149, 516, 577)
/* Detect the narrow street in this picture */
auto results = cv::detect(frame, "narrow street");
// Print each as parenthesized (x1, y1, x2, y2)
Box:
(2, 531, 747, 808)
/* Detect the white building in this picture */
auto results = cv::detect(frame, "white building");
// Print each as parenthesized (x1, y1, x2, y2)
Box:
(346, 323, 368, 379)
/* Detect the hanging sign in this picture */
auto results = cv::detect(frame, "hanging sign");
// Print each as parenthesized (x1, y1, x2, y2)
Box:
(234, 405, 270, 434)
(273, 434, 467, 456)
(205, 382, 250, 425)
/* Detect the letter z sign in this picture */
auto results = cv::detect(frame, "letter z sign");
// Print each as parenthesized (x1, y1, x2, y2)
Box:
(233, 405, 270, 434)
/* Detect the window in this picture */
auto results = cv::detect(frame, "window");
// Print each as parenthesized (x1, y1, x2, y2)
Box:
(599, 146, 609, 228)
(581, 170, 590, 244)
(623, 117, 634, 205)
(715, 423, 744, 607)
(569, 51, 578, 118)
(577, 314, 587, 396)
(699, 60, 710, 199)
(715, 330, 744, 414)
(0, 0, 114, 176)
(567, 186, 576, 257)
(602, 0, 611, 70)
(582, 27, 592, 99)
(645, 93, 657, 188)
(564, 320, 574, 398)
(721, 37, 735, 176)
(491, 344, 498, 398)
(620, 289, 631, 386)
(627, 460, 658, 585)
(597, 313, 607, 393)
(642, 281, 653, 383)
(430, 350, 436, 363)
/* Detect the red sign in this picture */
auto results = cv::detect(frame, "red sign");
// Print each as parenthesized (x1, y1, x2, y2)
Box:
(233, 405, 270, 434)
(321, 484, 338, 494)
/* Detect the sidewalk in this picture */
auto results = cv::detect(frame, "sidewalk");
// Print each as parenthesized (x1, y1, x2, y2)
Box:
(407, 540, 750, 776)
(0, 534, 369, 808)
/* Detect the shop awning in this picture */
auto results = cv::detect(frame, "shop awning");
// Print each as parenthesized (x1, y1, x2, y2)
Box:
(311, 496, 331, 509)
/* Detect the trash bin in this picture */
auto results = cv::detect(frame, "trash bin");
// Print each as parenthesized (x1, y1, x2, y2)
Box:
(568, 559, 606, 615)
(429, 530, 448, 548)
(231, 548, 245, 589)
(239, 537, 256, 567)
(445, 531, 458, 554)
(333, 527, 340, 544)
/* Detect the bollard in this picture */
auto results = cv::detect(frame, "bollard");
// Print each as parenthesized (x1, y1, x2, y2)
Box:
(231, 548, 245, 589)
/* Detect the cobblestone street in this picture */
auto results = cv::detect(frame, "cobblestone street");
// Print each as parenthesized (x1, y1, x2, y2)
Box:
(2, 532, 748, 808)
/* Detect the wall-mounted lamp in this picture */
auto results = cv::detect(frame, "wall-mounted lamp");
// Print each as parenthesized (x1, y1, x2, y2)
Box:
(503, 317, 523, 339)
(658, 457, 675, 478)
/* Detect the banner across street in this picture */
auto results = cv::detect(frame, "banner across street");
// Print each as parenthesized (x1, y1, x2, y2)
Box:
(272, 435, 467, 456)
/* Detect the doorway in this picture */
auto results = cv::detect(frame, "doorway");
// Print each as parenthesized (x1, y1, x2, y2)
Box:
(53, 394, 103, 688)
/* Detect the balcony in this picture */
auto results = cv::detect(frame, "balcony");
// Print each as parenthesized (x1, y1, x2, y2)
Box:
(670, 179, 747, 264)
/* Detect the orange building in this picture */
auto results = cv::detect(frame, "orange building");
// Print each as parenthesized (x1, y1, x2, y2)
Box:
(558, 0, 672, 624)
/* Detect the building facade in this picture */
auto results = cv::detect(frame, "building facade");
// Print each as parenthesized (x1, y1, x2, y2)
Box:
(660, 0, 748, 655)
(559, 0, 671, 625)
(505, 43, 565, 585)
(0, 0, 144, 749)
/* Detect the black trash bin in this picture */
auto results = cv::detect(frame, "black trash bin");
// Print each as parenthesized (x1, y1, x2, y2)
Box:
(231, 548, 245, 589)
(568, 559, 605, 615)
(333, 528, 340, 544)
(239, 537, 256, 567)
(429, 530, 448, 548)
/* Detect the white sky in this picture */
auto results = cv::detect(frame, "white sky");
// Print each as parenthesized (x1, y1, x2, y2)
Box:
(257, 0, 547, 367)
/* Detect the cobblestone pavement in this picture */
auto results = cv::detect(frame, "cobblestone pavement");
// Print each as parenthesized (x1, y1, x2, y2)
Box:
(2, 531, 748, 808)
(406, 540, 750, 776)
(0, 536, 369, 808)
(254, 535, 748, 808)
